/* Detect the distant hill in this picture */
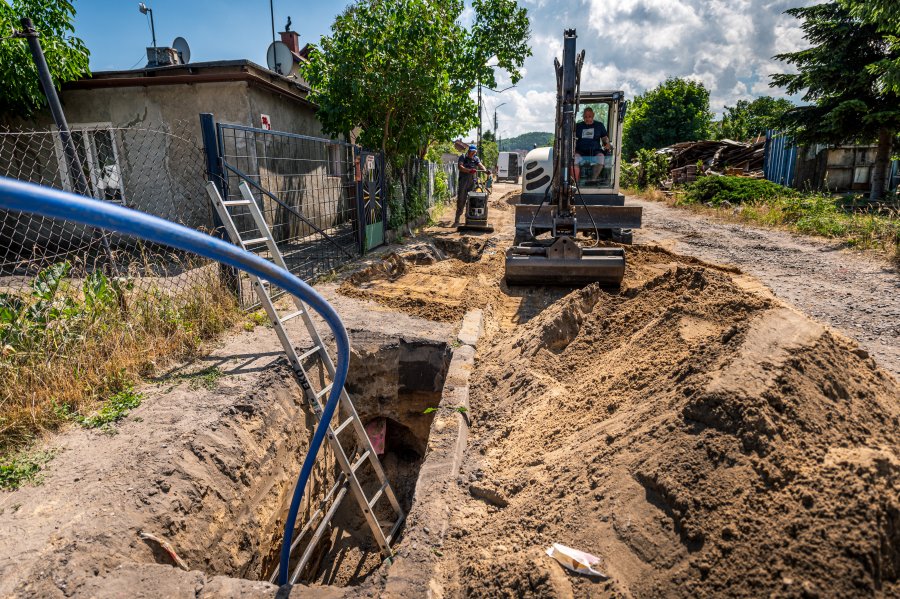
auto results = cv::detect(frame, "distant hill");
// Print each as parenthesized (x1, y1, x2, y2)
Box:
(499, 131, 553, 151)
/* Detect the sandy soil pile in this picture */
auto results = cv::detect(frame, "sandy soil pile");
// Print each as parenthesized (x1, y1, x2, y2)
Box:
(446, 266, 899, 598)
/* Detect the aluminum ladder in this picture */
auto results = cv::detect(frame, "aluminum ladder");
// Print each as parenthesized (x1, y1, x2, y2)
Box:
(205, 181, 405, 584)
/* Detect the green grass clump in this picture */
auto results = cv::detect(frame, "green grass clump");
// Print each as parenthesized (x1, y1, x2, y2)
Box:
(681, 175, 795, 206)
(0, 450, 54, 491)
(80, 386, 143, 429)
(672, 176, 899, 256)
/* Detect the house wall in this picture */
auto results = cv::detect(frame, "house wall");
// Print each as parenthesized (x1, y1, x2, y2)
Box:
(1, 81, 323, 235)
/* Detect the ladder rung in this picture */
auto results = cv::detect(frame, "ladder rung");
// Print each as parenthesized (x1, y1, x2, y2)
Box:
(280, 310, 304, 323)
(351, 450, 371, 473)
(385, 515, 405, 545)
(316, 383, 334, 399)
(243, 237, 268, 246)
(222, 200, 251, 206)
(333, 417, 354, 436)
(297, 345, 321, 362)
(368, 481, 389, 509)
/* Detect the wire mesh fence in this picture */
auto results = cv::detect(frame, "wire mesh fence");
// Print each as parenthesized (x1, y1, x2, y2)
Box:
(386, 157, 454, 230)
(216, 124, 364, 308)
(0, 120, 240, 453)
(0, 120, 220, 297)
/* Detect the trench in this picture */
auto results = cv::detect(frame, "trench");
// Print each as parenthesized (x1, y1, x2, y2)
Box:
(185, 332, 451, 588)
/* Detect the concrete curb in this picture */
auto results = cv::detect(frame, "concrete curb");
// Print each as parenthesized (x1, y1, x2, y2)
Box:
(380, 309, 483, 598)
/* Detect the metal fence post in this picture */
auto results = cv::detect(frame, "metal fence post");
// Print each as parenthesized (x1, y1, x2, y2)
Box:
(354, 146, 366, 254)
(200, 112, 238, 293)
(200, 113, 226, 233)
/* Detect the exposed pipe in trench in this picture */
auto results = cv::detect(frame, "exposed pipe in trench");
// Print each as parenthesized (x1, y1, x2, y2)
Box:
(0, 175, 348, 588)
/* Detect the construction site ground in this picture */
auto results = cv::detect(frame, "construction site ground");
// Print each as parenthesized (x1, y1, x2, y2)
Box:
(1, 182, 897, 598)
(339, 182, 899, 598)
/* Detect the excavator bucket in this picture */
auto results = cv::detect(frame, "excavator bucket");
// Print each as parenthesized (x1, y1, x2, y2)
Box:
(504, 236, 626, 286)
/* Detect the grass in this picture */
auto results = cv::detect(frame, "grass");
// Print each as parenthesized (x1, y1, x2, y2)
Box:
(79, 385, 143, 429)
(243, 309, 270, 331)
(0, 263, 241, 459)
(163, 365, 224, 391)
(0, 450, 55, 491)
(633, 176, 900, 260)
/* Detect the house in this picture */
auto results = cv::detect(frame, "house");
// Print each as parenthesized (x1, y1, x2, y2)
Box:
(0, 27, 329, 229)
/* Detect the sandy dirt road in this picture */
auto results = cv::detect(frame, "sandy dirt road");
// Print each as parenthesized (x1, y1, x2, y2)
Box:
(631, 197, 900, 378)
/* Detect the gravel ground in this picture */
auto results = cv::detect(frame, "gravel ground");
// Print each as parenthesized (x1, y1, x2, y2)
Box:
(631, 197, 900, 379)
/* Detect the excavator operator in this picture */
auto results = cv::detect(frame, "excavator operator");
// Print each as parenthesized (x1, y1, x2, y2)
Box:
(573, 107, 611, 182)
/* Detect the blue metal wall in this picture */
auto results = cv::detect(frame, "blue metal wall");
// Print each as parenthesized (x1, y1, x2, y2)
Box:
(763, 129, 797, 187)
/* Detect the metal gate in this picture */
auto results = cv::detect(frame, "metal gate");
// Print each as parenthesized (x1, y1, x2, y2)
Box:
(357, 149, 387, 252)
(200, 113, 387, 308)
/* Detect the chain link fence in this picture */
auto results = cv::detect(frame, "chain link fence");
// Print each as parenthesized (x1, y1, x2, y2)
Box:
(0, 120, 243, 453)
(215, 124, 363, 308)
(386, 157, 453, 230)
(1, 120, 219, 295)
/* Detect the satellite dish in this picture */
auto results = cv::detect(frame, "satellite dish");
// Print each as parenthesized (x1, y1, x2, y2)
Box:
(266, 41, 293, 76)
(172, 37, 191, 64)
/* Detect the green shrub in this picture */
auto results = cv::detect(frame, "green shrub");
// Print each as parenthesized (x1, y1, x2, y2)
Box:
(682, 175, 794, 206)
(621, 149, 669, 190)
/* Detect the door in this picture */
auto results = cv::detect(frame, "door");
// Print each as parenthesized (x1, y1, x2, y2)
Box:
(357, 150, 386, 252)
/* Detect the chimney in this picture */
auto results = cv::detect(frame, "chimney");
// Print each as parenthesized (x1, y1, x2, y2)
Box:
(280, 30, 299, 54)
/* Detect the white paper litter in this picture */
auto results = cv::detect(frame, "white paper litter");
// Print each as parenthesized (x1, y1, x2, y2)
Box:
(545, 543, 607, 577)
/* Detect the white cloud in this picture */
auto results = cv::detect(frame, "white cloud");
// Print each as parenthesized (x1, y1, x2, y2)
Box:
(476, 0, 816, 139)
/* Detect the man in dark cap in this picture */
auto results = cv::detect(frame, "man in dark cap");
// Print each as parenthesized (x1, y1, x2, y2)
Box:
(455, 144, 489, 226)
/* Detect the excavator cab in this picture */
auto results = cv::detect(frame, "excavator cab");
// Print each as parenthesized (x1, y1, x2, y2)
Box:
(505, 30, 642, 286)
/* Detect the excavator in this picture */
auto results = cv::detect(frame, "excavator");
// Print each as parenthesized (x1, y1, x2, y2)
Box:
(504, 29, 642, 286)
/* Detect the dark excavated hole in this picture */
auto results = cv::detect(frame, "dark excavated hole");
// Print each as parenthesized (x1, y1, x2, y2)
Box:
(257, 333, 451, 587)
(432, 236, 487, 263)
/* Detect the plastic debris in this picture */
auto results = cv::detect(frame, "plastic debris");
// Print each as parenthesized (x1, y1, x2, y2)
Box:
(139, 531, 189, 571)
(545, 542, 607, 577)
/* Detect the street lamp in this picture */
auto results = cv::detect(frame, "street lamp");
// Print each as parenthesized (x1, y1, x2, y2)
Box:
(138, 3, 156, 49)
(477, 83, 516, 155)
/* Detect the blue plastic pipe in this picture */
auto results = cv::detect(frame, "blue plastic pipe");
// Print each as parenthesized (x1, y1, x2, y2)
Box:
(0, 176, 345, 586)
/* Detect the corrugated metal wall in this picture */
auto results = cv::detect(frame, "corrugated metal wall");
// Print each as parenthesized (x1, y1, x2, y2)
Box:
(763, 129, 797, 187)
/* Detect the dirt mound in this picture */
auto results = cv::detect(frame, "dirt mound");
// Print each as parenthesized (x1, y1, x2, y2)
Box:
(339, 234, 739, 332)
(447, 266, 900, 598)
(339, 238, 503, 323)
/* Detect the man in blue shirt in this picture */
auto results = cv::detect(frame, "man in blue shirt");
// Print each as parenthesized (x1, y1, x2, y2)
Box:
(455, 144, 488, 225)
(574, 107, 610, 182)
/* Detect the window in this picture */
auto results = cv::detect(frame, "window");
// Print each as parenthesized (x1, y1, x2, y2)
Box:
(54, 123, 126, 205)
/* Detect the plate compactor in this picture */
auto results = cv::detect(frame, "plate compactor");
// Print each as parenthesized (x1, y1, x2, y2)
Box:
(504, 29, 642, 286)
(457, 172, 494, 233)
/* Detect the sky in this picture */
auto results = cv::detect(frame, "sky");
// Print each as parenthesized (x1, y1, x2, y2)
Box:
(72, 0, 815, 139)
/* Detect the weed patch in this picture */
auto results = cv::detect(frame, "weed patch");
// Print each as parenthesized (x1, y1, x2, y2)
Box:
(642, 176, 900, 258)
(0, 263, 240, 457)
(0, 450, 55, 491)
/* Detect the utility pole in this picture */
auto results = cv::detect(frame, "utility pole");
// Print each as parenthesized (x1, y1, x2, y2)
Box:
(19, 17, 117, 270)
(19, 18, 88, 198)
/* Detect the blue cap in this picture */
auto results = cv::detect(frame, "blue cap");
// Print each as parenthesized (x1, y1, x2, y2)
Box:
(469, 144, 477, 151)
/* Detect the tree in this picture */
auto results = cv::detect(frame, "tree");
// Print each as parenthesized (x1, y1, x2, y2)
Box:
(772, 3, 900, 200)
(622, 78, 713, 159)
(480, 139, 498, 169)
(0, 0, 90, 116)
(840, 0, 900, 95)
(720, 97, 794, 141)
(482, 129, 496, 142)
(301, 0, 531, 165)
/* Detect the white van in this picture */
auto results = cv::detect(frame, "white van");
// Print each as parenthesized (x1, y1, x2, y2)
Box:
(497, 151, 520, 183)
